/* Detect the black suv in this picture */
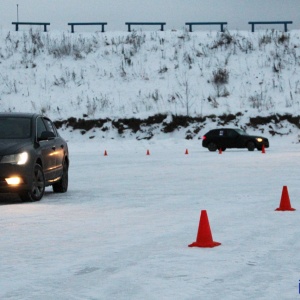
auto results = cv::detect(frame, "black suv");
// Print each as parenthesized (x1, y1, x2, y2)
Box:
(202, 128, 269, 152)
(0, 113, 69, 201)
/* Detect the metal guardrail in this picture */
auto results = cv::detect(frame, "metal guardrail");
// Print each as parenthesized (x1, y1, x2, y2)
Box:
(185, 22, 228, 32)
(10, 20, 294, 33)
(125, 22, 166, 32)
(12, 22, 50, 32)
(248, 21, 293, 32)
(68, 22, 108, 33)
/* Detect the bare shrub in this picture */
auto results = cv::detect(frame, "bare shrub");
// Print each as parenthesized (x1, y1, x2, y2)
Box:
(212, 68, 229, 98)
(278, 33, 290, 44)
(236, 38, 253, 53)
(29, 29, 44, 51)
(183, 52, 194, 69)
(249, 94, 261, 109)
(207, 95, 219, 108)
(158, 66, 168, 74)
(259, 32, 272, 47)
(125, 31, 146, 54)
(248, 93, 274, 111)
(48, 34, 72, 58)
(149, 89, 160, 102)
(53, 76, 67, 87)
(273, 60, 283, 73)
(212, 68, 229, 85)
(0, 75, 18, 94)
(260, 35, 272, 46)
(211, 30, 234, 49)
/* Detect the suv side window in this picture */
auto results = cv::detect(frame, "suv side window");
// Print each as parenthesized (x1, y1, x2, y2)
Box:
(207, 130, 218, 137)
(36, 117, 48, 140)
(219, 130, 225, 136)
(227, 129, 238, 138)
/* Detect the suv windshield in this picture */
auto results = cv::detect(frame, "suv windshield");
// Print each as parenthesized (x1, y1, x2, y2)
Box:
(0, 117, 31, 139)
(235, 129, 248, 135)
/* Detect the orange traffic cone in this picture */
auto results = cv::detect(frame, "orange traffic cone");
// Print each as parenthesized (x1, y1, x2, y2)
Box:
(188, 210, 221, 248)
(104, 150, 108, 156)
(146, 149, 150, 155)
(218, 148, 222, 154)
(275, 186, 295, 211)
(185, 149, 189, 155)
(262, 145, 265, 154)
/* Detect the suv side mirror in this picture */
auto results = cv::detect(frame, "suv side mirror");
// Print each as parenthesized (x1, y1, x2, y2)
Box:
(39, 131, 55, 141)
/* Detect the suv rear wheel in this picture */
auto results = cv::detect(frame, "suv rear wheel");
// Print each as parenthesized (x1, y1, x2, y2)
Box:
(208, 142, 217, 152)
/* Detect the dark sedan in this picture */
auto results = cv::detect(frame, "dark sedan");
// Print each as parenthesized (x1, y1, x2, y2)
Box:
(0, 113, 69, 201)
(202, 128, 269, 152)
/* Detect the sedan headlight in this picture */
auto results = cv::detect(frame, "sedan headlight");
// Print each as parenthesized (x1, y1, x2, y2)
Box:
(256, 138, 263, 143)
(1, 152, 29, 165)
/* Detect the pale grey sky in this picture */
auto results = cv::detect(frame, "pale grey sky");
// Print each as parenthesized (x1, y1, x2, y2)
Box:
(0, 0, 299, 32)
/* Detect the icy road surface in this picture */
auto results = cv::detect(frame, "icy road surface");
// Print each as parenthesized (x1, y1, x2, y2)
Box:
(1, 138, 300, 300)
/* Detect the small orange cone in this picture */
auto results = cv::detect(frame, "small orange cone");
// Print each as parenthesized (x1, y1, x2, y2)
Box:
(146, 149, 150, 155)
(218, 148, 222, 154)
(262, 145, 265, 154)
(185, 149, 189, 155)
(104, 150, 108, 156)
(188, 210, 221, 248)
(275, 186, 295, 211)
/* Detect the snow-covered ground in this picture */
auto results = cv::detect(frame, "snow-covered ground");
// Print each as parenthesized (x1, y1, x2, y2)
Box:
(1, 136, 300, 300)
(0, 29, 300, 121)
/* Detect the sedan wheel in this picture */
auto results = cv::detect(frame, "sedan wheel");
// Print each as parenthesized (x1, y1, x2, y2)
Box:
(19, 164, 45, 202)
(53, 161, 68, 193)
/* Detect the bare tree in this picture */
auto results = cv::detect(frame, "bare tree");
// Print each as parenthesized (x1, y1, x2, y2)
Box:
(176, 71, 193, 116)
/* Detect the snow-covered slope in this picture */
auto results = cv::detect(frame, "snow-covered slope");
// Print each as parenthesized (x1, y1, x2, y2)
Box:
(0, 29, 300, 140)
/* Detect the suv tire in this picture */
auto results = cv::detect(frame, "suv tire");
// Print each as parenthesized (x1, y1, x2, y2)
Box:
(247, 141, 255, 151)
(208, 142, 218, 152)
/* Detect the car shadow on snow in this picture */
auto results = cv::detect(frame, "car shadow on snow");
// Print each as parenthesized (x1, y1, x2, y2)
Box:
(0, 188, 72, 205)
(0, 193, 22, 205)
(0, 191, 61, 205)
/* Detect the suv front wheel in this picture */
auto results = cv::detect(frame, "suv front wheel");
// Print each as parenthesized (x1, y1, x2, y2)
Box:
(247, 141, 255, 151)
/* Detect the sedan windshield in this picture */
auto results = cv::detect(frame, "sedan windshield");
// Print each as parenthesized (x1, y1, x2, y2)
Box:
(0, 117, 31, 139)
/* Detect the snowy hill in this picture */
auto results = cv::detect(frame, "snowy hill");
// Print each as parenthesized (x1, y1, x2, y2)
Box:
(0, 28, 300, 141)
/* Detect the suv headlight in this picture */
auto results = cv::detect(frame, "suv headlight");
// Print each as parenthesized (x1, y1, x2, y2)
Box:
(256, 138, 263, 142)
(1, 152, 29, 165)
